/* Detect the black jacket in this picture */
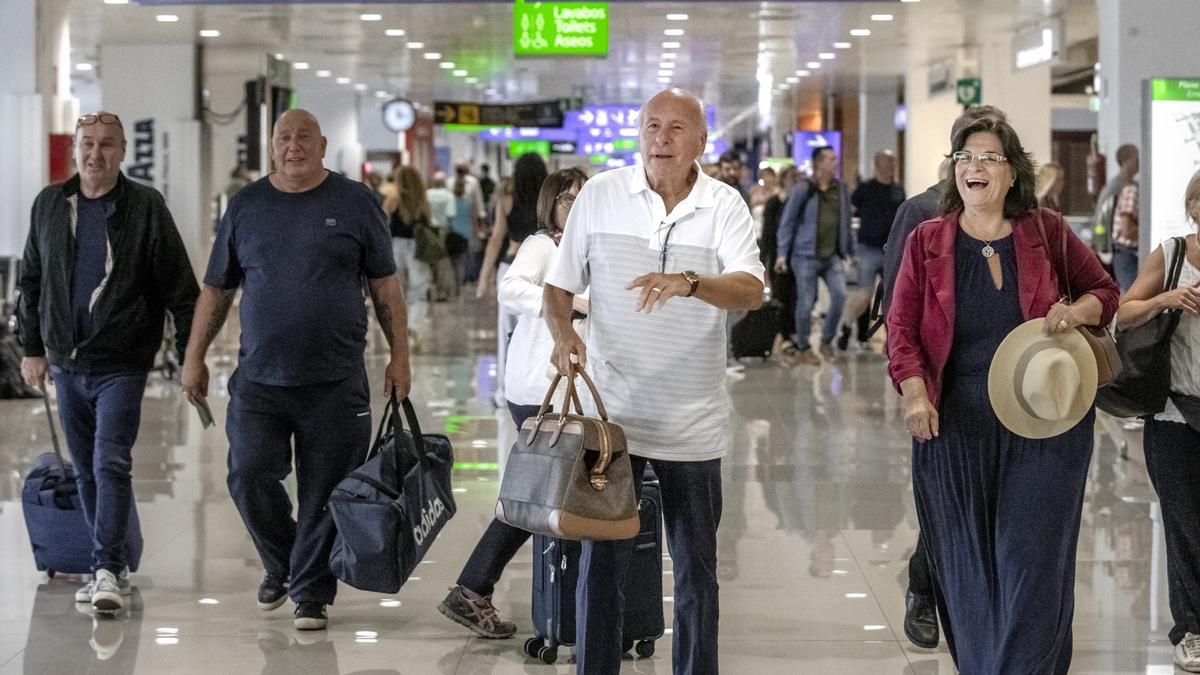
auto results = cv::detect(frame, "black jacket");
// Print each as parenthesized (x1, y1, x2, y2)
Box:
(17, 173, 199, 373)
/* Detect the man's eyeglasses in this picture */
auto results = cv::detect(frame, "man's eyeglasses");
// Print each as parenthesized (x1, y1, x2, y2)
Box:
(556, 193, 576, 207)
(76, 113, 122, 129)
(951, 151, 1007, 167)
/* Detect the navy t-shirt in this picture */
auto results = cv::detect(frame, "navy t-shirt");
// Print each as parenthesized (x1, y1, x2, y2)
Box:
(72, 189, 117, 342)
(204, 172, 396, 386)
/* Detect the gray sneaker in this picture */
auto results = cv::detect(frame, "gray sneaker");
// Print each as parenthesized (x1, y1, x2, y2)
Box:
(437, 586, 517, 639)
(75, 578, 98, 603)
(1176, 632, 1200, 673)
(91, 569, 130, 614)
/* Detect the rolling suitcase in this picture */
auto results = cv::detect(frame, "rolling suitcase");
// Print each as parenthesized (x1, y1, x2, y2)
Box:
(523, 470, 665, 664)
(731, 299, 783, 359)
(21, 392, 143, 576)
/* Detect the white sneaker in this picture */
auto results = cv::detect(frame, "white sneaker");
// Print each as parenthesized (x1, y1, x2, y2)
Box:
(75, 578, 97, 603)
(91, 569, 130, 614)
(1176, 633, 1200, 673)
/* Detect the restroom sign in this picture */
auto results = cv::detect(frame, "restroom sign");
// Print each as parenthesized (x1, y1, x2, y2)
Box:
(514, 1, 609, 57)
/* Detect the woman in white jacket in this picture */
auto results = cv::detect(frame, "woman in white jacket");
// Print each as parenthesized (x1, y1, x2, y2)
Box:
(439, 168, 589, 639)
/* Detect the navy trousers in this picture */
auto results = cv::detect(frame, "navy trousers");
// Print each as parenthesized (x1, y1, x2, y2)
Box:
(53, 368, 148, 574)
(1144, 418, 1200, 645)
(577, 456, 722, 675)
(225, 368, 371, 605)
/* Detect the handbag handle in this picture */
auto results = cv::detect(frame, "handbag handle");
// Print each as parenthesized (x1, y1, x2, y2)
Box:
(41, 391, 67, 473)
(366, 394, 427, 463)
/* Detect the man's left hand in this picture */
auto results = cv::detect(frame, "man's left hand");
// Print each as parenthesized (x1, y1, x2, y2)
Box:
(383, 358, 412, 399)
(627, 272, 692, 314)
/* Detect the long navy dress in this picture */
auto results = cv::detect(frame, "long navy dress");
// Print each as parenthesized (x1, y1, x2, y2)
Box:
(912, 229, 1094, 674)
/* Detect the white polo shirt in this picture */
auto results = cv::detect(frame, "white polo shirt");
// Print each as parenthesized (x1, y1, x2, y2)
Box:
(545, 164, 765, 462)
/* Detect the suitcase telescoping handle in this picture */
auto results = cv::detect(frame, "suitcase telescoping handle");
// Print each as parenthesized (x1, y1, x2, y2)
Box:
(41, 390, 68, 473)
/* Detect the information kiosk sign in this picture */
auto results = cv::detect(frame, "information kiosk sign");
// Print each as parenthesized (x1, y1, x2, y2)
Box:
(1144, 77, 1200, 249)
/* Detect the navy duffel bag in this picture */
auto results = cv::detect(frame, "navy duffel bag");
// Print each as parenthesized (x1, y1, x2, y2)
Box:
(21, 393, 143, 576)
(329, 396, 456, 594)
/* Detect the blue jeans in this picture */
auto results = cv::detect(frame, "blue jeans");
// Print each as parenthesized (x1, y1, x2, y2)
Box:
(577, 456, 722, 675)
(225, 367, 371, 604)
(856, 245, 885, 289)
(1112, 245, 1139, 293)
(792, 254, 847, 349)
(52, 368, 148, 574)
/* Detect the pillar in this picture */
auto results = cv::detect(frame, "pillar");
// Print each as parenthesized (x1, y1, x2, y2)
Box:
(859, 76, 899, 178)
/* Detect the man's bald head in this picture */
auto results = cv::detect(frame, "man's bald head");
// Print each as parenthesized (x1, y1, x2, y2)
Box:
(273, 109, 323, 140)
(639, 88, 709, 186)
(270, 109, 328, 190)
(642, 89, 707, 140)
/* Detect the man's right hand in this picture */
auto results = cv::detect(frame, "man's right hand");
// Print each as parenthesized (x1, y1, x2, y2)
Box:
(550, 330, 587, 376)
(773, 255, 788, 273)
(180, 360, 210, 405)
(20, 357, 49, 393)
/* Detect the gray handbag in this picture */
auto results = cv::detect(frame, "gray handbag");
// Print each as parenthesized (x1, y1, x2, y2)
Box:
(495, 364, 640, 541)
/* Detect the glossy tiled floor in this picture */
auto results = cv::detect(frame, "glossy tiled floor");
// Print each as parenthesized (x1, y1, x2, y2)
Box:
(0, 296, 1180, 673)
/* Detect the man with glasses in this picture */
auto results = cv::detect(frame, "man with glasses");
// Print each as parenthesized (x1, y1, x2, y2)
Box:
(544, 88, 765, 674)
(18, 111, 199, 613)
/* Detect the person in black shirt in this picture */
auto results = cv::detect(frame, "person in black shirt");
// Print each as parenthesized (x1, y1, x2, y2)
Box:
(841, 151, 905, 349)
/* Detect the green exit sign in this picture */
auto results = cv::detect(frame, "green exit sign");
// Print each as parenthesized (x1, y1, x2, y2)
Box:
(514, 1, 609, 57)
(508, 140, 551, 158)
(1152, 78, 1200, 101)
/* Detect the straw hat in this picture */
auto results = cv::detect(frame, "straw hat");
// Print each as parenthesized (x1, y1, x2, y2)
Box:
(988, 319, 1097, 439)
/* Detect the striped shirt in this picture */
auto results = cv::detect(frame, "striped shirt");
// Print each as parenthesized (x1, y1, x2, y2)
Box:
(545, 164, 765, 461)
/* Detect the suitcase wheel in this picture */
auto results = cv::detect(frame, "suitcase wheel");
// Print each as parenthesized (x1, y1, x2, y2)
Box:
(538, 645, 558, 664)
(46, 569, 55, 579)
(635, 640, 655, 659)
(523, 637, 543, 660)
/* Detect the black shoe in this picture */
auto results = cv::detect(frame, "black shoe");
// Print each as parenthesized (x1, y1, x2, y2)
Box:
(293, 602, 328, 631)
(836, 324, 852, 351)
(904, 591, 939, 648)
(257, 574, 289, 611)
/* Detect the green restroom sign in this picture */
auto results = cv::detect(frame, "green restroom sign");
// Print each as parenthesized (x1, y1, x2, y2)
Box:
(514, 1, 609, 57)
(956, 78, 982, 106)
(1152, 78, 1200, 101)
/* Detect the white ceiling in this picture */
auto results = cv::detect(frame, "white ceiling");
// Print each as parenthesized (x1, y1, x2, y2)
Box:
(66, 0, 1099, 126)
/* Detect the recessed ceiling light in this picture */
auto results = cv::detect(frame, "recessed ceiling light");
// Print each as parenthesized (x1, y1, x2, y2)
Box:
(198, 29, 220, 38)
(850, 29, 871, 37)
(293, 62, 309, 70)
(901, 0, 921, 2)
(155, 14, 179, 22)
(666, 13, 688, 21)
(661, 53, 677, 60)
(662, 41, 681, 49)
(354, 83, 368, 91)
(336, 77, 351, 84)
(103, 0, 129, 4)
(439, 62, 455, 69)
(833, 42, 852, 49)
(375, 90, 389, 98)
(385, 29, 406, 37)
(452, 69, 467, 77)
(360, 13, 382, 21)
(423, 52, 441, 60)
(659, 62, 676, 69)
(663, 29, 684, 36)
(406, 42, 424, 49)
(806, 61, 821, 69)
(871, 14, 894, 21)
(658, 69, 674, 76)
(819, 52, 835, 59)
(796, 70, 811, 76)
(786, 76, 799, 83)
(315, 70, 331, 77)
(75, 63, 93, 71)
(465, 77, 478, 84)
(657, 77, 671, 84)
(274, 53, 284, 60)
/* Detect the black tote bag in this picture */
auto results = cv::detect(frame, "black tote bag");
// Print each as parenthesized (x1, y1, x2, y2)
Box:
(1095, 237, 1187, 418)
(329, 396, 456, 594)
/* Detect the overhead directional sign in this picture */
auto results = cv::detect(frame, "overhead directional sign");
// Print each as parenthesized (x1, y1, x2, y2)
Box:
(434, 99, 567, 128)
(514, 1, 609, 57)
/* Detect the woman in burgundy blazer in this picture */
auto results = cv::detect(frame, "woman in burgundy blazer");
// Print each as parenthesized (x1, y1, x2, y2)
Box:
(885, 115, 1118, 674)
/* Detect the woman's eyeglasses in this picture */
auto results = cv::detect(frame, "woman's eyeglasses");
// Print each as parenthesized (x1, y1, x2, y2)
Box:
(556, 193, 576, 207)
(951, 151, 1007, 167)
(76, 113, 122, 129)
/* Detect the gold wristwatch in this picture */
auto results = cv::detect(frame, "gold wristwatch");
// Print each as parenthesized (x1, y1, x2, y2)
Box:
(681, 270, 700, 297)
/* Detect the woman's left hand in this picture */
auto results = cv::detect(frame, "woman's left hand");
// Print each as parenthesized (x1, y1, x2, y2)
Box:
(1043, 300, 1084, 336)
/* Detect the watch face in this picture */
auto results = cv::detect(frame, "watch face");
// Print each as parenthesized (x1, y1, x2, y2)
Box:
(382, 99, 415, 132)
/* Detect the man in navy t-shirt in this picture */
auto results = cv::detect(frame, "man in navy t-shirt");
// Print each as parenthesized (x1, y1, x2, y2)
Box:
(181, 109, 411, 631)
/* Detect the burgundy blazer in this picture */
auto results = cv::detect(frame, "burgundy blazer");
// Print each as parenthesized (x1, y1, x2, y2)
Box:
(886, 208, 1119, 408)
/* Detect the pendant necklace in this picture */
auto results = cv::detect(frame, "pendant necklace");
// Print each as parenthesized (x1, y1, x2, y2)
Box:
(981, 241, 995, 258)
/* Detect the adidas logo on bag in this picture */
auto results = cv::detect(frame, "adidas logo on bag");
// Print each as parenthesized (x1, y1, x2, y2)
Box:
(413, 497, 446, 547)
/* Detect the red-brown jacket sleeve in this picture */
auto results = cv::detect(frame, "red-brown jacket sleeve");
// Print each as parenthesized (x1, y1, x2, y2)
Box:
(886, 223, 929, 395)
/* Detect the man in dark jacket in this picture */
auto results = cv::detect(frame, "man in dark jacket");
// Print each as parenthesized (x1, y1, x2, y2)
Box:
(18, 111, 199, 614)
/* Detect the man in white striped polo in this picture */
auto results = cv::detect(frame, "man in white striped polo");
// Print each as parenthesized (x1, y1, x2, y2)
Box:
(543, 88, 766, 674)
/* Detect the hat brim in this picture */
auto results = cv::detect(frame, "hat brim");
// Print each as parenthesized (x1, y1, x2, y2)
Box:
(988, 319, 1098, 439)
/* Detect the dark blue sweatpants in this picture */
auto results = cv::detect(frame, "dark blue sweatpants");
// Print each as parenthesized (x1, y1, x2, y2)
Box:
(225, 367, 371, 605)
